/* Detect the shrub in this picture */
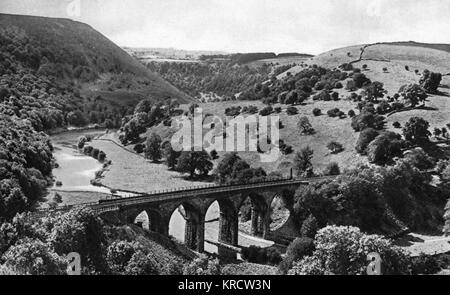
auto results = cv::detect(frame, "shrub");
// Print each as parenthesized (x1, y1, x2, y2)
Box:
(301, 215, 319, 238)
(420, 70, 442, 93)
(83, 145, 93, 155)
(331, 92, 339, 101)
(274, 107, 282, 113)
(351, 112, 385, 131)
(78, 136, 87, 149)
(133, 143, 144, 154)
(91, 148, 100, 159)
(183, 255, 221, 275)
(410, 253, 441, 275)
(241, 246, 281, 265)
(98, 151, 106, 162)
(286, 106, 298, 115)
(348, 109, 356, 118)
(355, 128, 379, 154)
(289, 226, 410, 275)
(312, 108, 321, 116)
(393, 122, 401, 128)
(293, 146, 314, 177)
(259, 106, 273, 116)
(297, 116, 315, 135)
(327, 108, 341, 118)
(278, 237, 314, 274)
(403, 117, 431, 144)
(327, 141, 344, 154)
(323, 162, 340, 176)
(210, 149, 219, 160)
(2, 238, 67, 275)
(367, 132, 404, 164)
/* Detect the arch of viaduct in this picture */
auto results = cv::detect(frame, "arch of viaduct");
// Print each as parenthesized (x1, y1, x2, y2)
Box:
(92, 178, 330, 254)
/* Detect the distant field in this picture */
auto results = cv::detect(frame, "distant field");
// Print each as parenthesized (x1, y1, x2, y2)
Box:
(89, 134, 208, 192)
(246, 56, 311, 68)
(146, 99, 367, 176)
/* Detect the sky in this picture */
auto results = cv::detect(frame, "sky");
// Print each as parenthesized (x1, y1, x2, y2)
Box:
(1, 0, 450, 54)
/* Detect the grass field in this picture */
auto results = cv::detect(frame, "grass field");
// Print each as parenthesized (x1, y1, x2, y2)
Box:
(147, 99, 367, 176)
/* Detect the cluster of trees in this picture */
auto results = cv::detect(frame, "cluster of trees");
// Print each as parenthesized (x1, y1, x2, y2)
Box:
(214, 153, 267, 184)
(287, 226, 411, 275)
(0, 117, 54, 221)
(119, 98, 180, 144)
(239, 65, 348, 104)
(146, 61, 271, 99)
(292, 156, 446, 235)
(0, 207, 198, 275)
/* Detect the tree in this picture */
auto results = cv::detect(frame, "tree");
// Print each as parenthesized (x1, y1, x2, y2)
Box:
(162, 142, 180, 170)
(297, 116, 315, 135)
(288, 226, 410, 275)
(355, 128, 379, 155)
(420, 70, 442, 93)
(363, 81, 385, 102)
(403, 117, 431, 144)
(300, 215, 319, 238)
(176, 150, 213, 178)
(312, 108, 321, 116)
(367, 132, 404, 164)
(106, 240, 141, 274)
(398, 84, 428, 107)
(145, 133, 162, 162)
(351, 112, 385, 131)
(278, 237, 314, 274)
(2, 238, 67, 275)
(293, 146, 314, 177)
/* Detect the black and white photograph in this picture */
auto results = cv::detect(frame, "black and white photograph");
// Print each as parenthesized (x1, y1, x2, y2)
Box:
(0, 0, 450, 282)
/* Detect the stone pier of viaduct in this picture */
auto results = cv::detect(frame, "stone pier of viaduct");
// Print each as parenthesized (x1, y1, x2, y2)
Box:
(86, 177, 332, 255)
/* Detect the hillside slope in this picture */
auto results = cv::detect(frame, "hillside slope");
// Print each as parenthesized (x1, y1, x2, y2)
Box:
(0, 13, 192, 105)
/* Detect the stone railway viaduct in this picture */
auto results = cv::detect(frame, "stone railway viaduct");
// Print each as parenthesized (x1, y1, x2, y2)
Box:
(64, 176, 334, 254)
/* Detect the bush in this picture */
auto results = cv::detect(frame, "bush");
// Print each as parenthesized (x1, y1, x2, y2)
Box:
(183, 255, 221, 275)
(241, 246, 281, 265)
(289, 226, 410, 275)
(393, 121, 401, 128)
(91, 148, 100, 159)
(259, 106, 273, 116)
(367, 132, 404, 164)
(403, 117, 431, 144)
(410, 253, 441, 275)
(133, 143, 144, 154)
(327, 108, 341, 118)
(278, 237, 314, 274)
(83, 145, 94, 155)
(2, 238, 67, 275)
(323, 162, 340, 176)
(300, 215, 319, 238)
(327, 141, 344, 154)
(312, 108, 321, 116)
(348, 109, 356, 118)
(355, 128, 379, 154)
(286, 106, 298, 115)
(420, 70, 442, 93)
(297, 116, 315, 135)
(351, 112, 385, 131)
(331, 92, 339, 101)
(98, 151, 106, 162)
